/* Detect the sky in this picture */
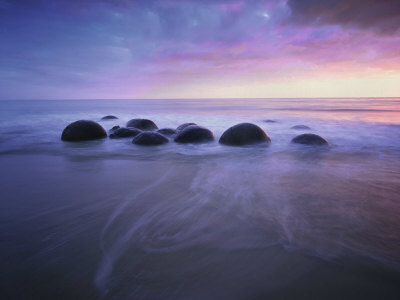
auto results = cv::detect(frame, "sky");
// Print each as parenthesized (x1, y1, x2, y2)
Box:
(0, 0, 399, 99)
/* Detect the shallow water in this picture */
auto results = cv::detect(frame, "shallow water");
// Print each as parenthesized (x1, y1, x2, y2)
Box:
(0, 98, 400, 299)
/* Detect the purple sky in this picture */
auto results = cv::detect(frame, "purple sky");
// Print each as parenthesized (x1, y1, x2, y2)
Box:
(0, 0, 399, 99)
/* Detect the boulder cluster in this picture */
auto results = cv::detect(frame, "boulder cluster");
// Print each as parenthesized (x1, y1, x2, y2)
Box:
(61, 117, 329, 146)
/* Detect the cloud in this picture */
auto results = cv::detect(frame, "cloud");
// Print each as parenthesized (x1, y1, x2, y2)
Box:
(0, 0, 399, 99)
(287, 0, 400, 34)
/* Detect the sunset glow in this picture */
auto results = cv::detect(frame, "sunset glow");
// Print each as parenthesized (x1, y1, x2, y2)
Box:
(0, 0, 399, 99)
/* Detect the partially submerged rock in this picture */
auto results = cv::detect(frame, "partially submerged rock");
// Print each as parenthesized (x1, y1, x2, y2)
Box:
(219, 123, 270, 146)
(157, 128, 177, 137)
(263, 119, 277, 123)
(109, 125, 120, 133)
(132, 132, 169, 146)
(110, 127, 141, 139)
(101, 115, 118, 120)
(291, 125, 311, 130)
(176, 123, 197, 132)
(61, 120, 107, 142)
(174, 125, 214, 144)
(127, 119, 158, 131)
(291, 133, 329, 146)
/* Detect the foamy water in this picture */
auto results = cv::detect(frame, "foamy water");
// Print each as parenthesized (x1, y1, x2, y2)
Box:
(0, 98, 400, 299)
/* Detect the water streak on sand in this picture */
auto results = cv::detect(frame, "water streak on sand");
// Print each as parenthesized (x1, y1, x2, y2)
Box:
(95, 171, 172, 294)
(0, 98, 400, 299)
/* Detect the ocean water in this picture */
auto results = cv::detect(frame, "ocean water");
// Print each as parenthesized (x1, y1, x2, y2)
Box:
(0, 98, 400, 299)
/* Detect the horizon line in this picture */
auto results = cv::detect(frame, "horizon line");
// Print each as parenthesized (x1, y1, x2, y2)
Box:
(1, 96, 399, 101)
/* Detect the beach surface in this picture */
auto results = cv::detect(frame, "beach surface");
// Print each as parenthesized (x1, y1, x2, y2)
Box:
(1, 98, 400, 299)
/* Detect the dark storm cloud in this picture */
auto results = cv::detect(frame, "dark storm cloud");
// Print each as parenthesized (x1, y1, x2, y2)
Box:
(287, 0, 400, 34)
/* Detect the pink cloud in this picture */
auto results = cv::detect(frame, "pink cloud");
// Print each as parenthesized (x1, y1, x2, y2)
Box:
(219, 1, 244, 13)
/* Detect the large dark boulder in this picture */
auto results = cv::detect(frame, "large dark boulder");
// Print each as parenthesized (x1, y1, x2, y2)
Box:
(61, 120, 107, 141)
(176, 123, 197, 132)
(101, 115, 118, 120)
(157, 128, 177, 137)
(126, 119, 158, 131)
(219, 123, 270, 146)
(110, 127, 141, 139)
(291, 133, 328, 146)
(291, 125, 311, 130)
(174, 125, 214, 144)
(132, 132, 169, 146)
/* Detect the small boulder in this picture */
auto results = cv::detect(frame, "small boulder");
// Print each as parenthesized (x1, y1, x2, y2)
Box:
(263, 119, 277, 123)
(127, 119, 158, 131)
(176, 123, 197, 132)
(219, 123, 270, 146)
(157, 128, 177, 137)
(174, 125, 214, 144)
(110, 127, 141, 139)
(291, 125, 311, 130)
(132, 132, 169, 146)
(109, 125, 120, 133)
(291, 133, 328, 146)
(101, 115, 118, 120)
(61, 120, 107, 141)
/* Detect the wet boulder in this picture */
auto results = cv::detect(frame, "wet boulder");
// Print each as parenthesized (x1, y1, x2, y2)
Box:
(132, 132, 169, 146)
(176, 123, 197, 132)
(157, 128, 177, 137)
(101, 115, 118, 120)
(291, 125, 311, 130)
(291, 133, 329, 146)
(126, 118, 158, 131)
(109, 125, 120, 133)
(219, 123, 270, 146)
(110, 127, 141, 139)
(174, 125, 214, 144)
(263, 119, 277, 123)
(61, 120, 107, 141)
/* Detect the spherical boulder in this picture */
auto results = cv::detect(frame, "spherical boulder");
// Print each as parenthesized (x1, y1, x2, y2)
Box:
(157, 128, 177, 137)
(61, 120, 107, 142)
(110, 127, 141, 139)
(291, 133, 328, 146)
(109, 125, 120, 133)
(126, 119, 158, 131)
(101, 115, 118, 120)
(291, 125, 311, 130)
(174, 125, 214, 144)
(132, 132, 169, 146)
(176, 123, 197, 132)
(219, 123, 270, 146)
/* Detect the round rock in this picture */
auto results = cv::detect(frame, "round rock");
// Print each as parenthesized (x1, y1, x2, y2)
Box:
(61, 120, 107, 142)
(101, 115, 118, 120)
(176, 123, 197, 132)
(132, 132, 169, 146)
(110, 127, 141, 139)
(127, 119, 158, 131)
(291, 125, 311, 130)
(291, 133, 328, 146)
(219, 123, 270, 146)
(157, 128, 177, 136)
(109, 125, 120, 133)
(174, 125, 214, 144)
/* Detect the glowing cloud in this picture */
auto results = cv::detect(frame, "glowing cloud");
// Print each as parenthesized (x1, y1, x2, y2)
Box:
(0, 0, 399, 99)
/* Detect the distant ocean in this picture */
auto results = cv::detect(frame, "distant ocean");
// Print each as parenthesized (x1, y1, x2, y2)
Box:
(1, 98, 400, 299)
